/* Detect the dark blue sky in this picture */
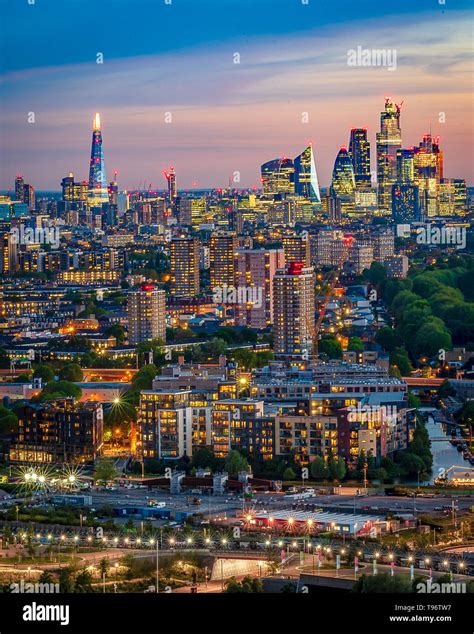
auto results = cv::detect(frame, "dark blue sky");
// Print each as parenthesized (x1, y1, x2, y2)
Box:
(1, 0, 472, 189)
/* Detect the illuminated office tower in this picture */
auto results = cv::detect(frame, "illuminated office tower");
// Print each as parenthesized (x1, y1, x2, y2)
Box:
(87, 112, 108, 208)
(163, 166, 177, 199)
(331, 146, 356, 215)
(349, 129, 371, 189)
(14, 176, 35, 210)
(413, 134, 443, 216)
(273, 262, 315, 358)
(178, 197, 206, 227)
(108, 170, 119, 205)
(61, 173, 88, 203)
(392, 183, 420, 223)
(23, 184, 35, 211)
(376, 98, 402, 211)
(293, 144, 321, 202)
(15, 176, 25, 202)
(210, 232, 238, 291)
(234, 248, 284, 329)
(127, 283, 166, 345)
(260, 157, 295, 195)
(282, 233, 311, 267)
(170, 237, 200, 298)
(396, 149, 415, 183)
(438, 179, 467, 216)
(1, 230, 18, 275)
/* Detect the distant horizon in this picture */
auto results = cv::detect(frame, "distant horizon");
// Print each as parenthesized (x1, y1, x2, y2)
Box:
(1, 0, 472, 190)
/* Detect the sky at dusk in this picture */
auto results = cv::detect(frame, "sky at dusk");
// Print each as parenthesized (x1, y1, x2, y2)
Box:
(0, 0, 473, 191)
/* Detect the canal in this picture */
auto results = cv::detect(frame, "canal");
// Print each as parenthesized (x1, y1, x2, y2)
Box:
(424, 413, 467, 484)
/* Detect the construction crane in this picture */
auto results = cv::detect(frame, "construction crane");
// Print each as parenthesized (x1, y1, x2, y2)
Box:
(305, 234, 354, 364)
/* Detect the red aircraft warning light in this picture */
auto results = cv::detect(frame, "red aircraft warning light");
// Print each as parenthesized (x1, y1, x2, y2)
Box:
(141, 283, 155, 292)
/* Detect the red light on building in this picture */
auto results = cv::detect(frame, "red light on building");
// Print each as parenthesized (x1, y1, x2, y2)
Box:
(141, 283, 155, 292)
(288, 261, 304, 275)
(343, 235, 354, 246)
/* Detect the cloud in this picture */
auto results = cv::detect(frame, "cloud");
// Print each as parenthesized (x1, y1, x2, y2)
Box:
(1, 11, 472, 189)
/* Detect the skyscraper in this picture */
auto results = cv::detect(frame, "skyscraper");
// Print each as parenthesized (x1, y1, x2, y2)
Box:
(163, 166, 177, 200)
(349, 129, 371, 189)
(260, 157, 295, 195)
(396, 148, 415, 183)
(293, 144, 321, 202)
(87, 112, 108, 208)
(331, 146, 356, 215)
(210, 232, 238, 291)
(127, 283, 166, 345)
(234, 248, 285, 329)
(376, 98, 402, 211)
(14, 176, 24, 202)
(282, 233, 311, 267)
(273, 262, 315, 358)
(392, 183, 419, 223)
(170, 237, 200, 298)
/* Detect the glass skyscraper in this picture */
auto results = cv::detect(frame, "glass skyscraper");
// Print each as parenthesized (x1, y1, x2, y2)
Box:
(293, 144, 321, 202)
(349, 129, 371, 189)
(260, 157, 295, 195)
(376, 98, 402, 212)
(87, 112, 108, 208)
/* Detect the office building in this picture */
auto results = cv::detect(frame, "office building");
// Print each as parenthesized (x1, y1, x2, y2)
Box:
(376, 98, 402, 211)
(349, 129, 371, 189)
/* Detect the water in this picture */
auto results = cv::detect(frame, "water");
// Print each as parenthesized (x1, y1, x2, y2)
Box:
(424, 413, 467, 484)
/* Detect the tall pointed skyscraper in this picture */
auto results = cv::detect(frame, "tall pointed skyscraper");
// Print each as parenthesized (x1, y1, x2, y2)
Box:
(88, 112, 108, 207)
(294, 143, 321, 203)
(376, 98, 402, 212)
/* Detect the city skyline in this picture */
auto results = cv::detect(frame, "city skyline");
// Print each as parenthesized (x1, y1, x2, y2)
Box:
(1, 0, 473, 190)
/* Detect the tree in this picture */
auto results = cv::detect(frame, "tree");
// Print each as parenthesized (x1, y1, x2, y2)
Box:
(328, 455, 346, 481)
(0, 406, 18, 434)
(224, 450, 249, 476)
(389, 348, 412, 376)
(352, 573, 412, 593)
(106, 324, 126, 344)
(33, 364, 55, 383)
(348, 337, 364, 352)
(59, 568, 74, 593)
(310, 456, 329, 480)
(282, 467, 296, 481)
(59, 363, 83, 382)
(224, 576, 263, 593)
(74, 569, 93, 593)
(375, 327, 398, 352)
(191, 448, 217, 470)
(93, 460, 118, 483)
(318, 337, 342, 359)
(99, 558, 110, 577)
(131, 364, 159, 391)
(38, 381, 82, 401)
